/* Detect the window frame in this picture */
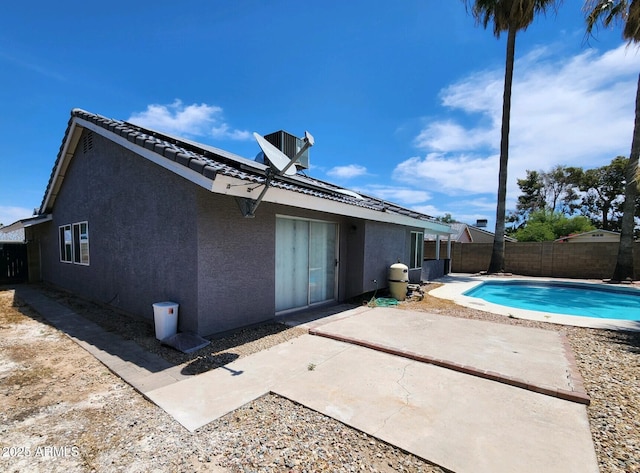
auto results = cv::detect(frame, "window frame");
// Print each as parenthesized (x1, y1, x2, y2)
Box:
(59, 225, 72, 263)
(410, 231, 424, 270)
(59, 221, 90, 266)
(72, 221, 90, 265)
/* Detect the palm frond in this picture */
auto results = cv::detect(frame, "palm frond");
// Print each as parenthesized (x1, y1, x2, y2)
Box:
(584, 0, 640, 43)
(463, 0, 562, 38)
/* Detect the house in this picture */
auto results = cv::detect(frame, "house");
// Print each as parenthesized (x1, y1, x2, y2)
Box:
(0, 215, 52, 242)
(555, 229, 620, 243)
(25, 109, 451, 336)
(1, 216, 51, 284)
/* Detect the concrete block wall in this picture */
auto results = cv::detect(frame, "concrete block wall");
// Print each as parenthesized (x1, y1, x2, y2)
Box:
(424, 240, 640, 280)
(551, 243, 618, 279)
(507, 242, 543, 276)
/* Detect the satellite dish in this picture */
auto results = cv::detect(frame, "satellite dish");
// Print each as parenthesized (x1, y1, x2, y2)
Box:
(253, 132, 298, 176)
(242, 131, 315, 218)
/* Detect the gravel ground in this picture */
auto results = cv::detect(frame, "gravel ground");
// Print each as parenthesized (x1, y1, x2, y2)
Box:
(1, 282, 639, 472)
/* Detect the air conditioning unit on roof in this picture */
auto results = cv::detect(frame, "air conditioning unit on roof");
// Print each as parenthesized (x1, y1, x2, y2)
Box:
(263, 130, 310, 170)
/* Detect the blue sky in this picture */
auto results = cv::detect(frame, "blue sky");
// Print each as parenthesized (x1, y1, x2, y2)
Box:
(1, 1, 637, 229)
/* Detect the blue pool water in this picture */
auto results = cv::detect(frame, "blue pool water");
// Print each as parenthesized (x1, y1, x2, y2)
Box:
(463, 280, 640, 321)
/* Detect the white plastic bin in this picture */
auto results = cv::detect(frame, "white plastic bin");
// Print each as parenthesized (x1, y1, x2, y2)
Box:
(152, 301, 179, 341)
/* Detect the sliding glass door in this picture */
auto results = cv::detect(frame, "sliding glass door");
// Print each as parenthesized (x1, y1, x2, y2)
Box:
(276, 217, 337, 312)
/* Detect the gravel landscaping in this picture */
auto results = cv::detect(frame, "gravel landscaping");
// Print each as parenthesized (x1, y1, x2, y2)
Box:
(1, 282, 639, 472)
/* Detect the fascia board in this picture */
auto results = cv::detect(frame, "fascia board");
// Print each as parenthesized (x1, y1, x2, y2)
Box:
(22, 215, 53, 227)
(41, 122, 83, 212)
(211, 174, 451, 234)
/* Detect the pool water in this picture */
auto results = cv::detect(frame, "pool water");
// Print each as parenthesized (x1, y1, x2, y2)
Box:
(463, 280, 640, 321)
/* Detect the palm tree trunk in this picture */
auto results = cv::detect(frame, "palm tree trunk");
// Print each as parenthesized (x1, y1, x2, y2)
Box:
(488, 26, 516, 274)
(611, 73, 640, 281)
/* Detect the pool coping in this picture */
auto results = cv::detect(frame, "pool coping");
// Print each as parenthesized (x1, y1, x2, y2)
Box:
(430, 274, 640, 332)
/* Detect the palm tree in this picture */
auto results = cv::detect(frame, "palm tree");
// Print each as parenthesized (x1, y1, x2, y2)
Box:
(464, 0, 562, 273)
(585, 1, 640, 281)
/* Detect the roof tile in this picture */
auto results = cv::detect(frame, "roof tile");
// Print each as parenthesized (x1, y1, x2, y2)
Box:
(175, 152, 191, 167)
(188, 159, 206, 174)
(39, 109, 443, 228)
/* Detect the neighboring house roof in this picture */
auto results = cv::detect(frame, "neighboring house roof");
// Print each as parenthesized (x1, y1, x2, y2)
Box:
(39, 109, 451, 235)
(0, 215, 52, 241)
(448, 223, 474, 242)
(425, 222, 516, 243)
(555, 229, 620, 243)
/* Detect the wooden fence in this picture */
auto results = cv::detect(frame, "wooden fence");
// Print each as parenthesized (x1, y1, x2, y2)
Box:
(0, 243, 29, 284)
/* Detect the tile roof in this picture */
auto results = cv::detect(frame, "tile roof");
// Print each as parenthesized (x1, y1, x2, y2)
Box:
(40, 109, 447, 230)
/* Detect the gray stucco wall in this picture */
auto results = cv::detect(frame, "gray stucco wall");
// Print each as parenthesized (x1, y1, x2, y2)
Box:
(362, 222, 426, 292)
(35, 130, 200, 332)
(362, 221, 407, 293)
(195, 191, 277, 335)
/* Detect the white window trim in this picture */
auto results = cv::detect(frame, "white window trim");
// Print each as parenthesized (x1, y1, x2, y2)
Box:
(59, 221, 90, 266)
(72, 221, 90, 266)
(59, 224, 72, 263)
(410, 231, 424, 270)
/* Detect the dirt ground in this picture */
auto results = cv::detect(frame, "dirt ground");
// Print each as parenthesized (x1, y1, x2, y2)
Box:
(2, 283, 639, 472)
(0, 288, 444, 473)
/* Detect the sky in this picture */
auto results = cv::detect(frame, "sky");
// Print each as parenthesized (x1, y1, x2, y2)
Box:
(1, 1, 638, 230)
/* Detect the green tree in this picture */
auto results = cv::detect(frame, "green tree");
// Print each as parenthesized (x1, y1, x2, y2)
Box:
(543, 165, 582, 213)
(572, 156, 627, 231)
(585, 0, 640, 281)
(516, 170, 546, 213)
(512, 165, 580, 228)
(435, 213, 459, 223)
(464, 0, 562, 273)
(513, 210, 595, 241)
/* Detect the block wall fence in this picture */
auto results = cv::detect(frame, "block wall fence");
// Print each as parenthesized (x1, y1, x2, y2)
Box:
(424, 241, 640, 280)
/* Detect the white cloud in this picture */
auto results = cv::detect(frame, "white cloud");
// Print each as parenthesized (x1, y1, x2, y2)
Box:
(398, 43, 638, 200)
(128, 100, 251, 141)
(327, 164, 368, 179)
(394, 153, 499, 195)
(359, 185, 431, 205)
(410, 204, 444, 217)
(414, 120, 496, 152)
(0, 206, 34, 227)
(211, 124, 251, 141)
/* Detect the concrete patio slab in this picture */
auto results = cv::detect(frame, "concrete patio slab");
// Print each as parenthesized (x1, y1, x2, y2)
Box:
(274, 339, 597, 473)
(145, 335, 352, 432)
(305, 306, 589, 403)
(146, 332, 598, 473)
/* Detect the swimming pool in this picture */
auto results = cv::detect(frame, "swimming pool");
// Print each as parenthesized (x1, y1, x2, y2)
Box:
(463, 280, 640, 321)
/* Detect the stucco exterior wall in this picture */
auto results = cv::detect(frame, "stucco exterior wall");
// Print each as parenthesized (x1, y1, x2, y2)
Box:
(195, 191, 276, 335)
(363, 221, 407, 292)
(34, 130, 200, 332)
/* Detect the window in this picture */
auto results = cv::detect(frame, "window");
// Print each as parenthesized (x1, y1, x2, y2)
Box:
(73, 222, 90, 265)
(59, 221, 89, 265)
(410, 231, 424, 270)
(59, 225, 72, 263)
